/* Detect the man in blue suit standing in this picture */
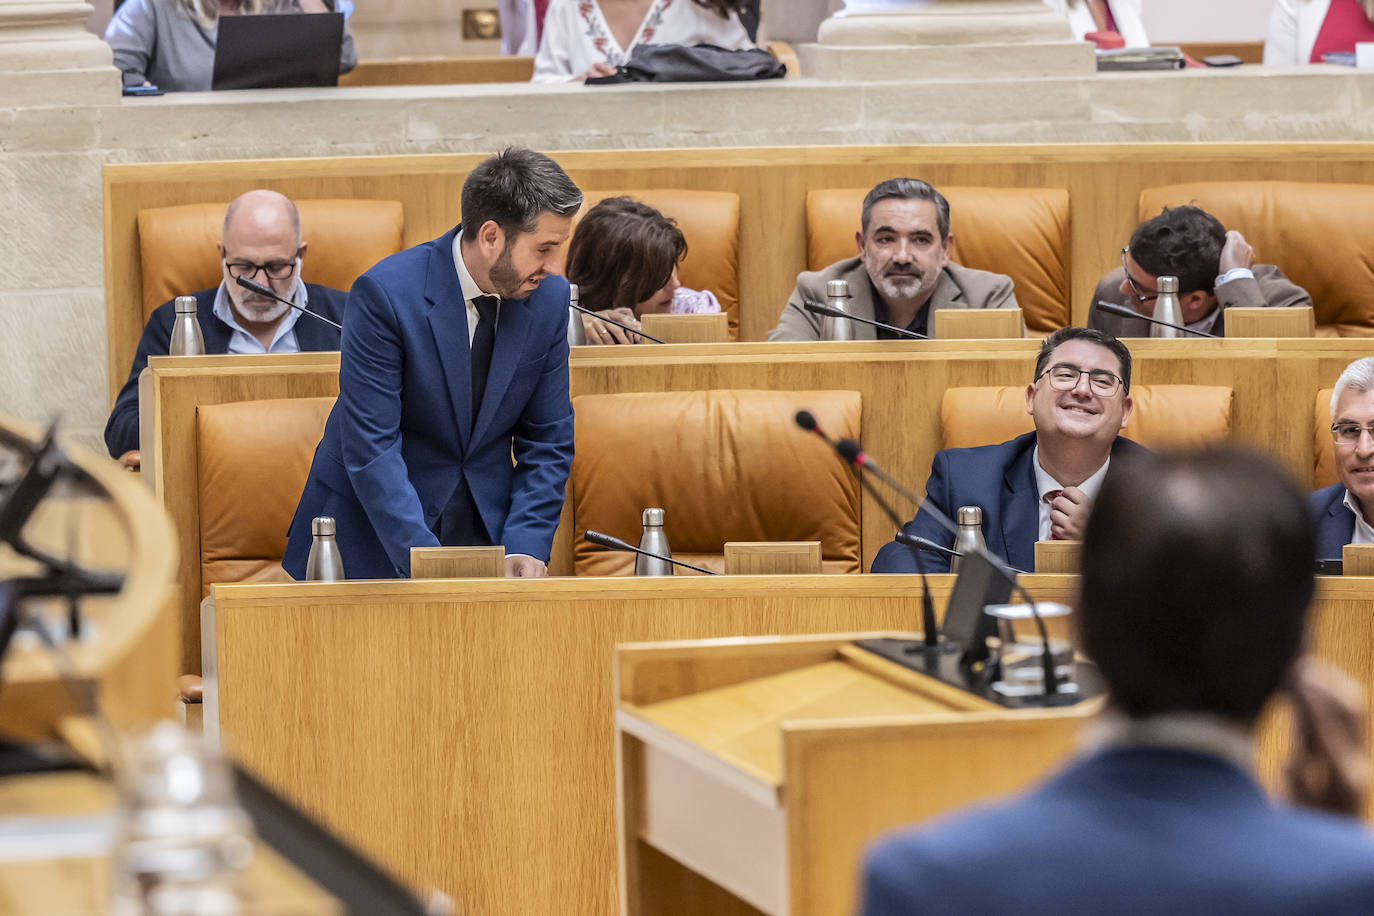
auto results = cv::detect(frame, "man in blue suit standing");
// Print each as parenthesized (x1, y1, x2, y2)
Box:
(871, 327, 1140, 574)
(1310, 356, 1374, 559)
(284, 148, 582, 579)
(862, 447, 1374, 915)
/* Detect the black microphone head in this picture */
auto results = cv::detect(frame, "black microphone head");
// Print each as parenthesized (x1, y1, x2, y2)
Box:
(836, 438, 862, 465)
(1095, 300, 1140, 319)
(584, 529, 633, 551)
(803, 300, 838, 317)
(235, 275, 274, 297)
(795, 410, 817, 432)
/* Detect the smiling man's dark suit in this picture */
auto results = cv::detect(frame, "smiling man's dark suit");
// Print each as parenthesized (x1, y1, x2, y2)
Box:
(283, 225, 574, 579)
(1310, 483, 1357, 559)
(870, 431, 1144, 574)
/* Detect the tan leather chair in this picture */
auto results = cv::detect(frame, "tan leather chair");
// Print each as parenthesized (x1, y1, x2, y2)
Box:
(571, 389, 862, 576)
(1138, 182, 1374, 338)
(940, 385, 1234, 450)
(197, 397, 334, 593)
(805, 187, 1071, 334)
(559, 189, 741, 339)
(1315, 387, 1337, 489)
(137, 199, 404, 320)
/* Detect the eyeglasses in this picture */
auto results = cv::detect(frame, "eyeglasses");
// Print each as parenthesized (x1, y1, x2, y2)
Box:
(1036, 363, 1124, 396)
(1330, 421, 1374, 445)
(1121, 248, 1158, 305)
(224, 256, 299, 281)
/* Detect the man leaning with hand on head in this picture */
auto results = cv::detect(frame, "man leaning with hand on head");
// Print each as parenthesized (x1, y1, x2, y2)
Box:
(103, 189, 346, 471)
(1089, 205, 1311, 338)
(871, 327, 1142, 574)
(768, 178, 1018, 341)
(283, 148, 581, 580)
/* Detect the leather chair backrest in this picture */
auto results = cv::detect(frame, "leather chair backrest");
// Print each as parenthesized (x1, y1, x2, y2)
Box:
(137, 199, 405, 320)
(1137, 182, 1374, 337)
(940, 384, 1234, 450)
(197, 397, 334, 593)
(805, 187, 1070, 334)
(571, 389, 861, 576)
(560, 189, 741, 339)
(1316, 387, 1337, 489)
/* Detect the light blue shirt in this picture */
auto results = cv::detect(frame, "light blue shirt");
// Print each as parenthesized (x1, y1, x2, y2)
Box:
(211, 278, 305, 354)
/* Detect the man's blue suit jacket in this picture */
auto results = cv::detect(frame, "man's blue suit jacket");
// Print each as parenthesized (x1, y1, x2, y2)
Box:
(282, 226, 574, 579)
(861, 746, 1374, 915)
(870, 431, 1143, 574)
(103, 283, 345, 458)
(1310, 482, 1357, 559)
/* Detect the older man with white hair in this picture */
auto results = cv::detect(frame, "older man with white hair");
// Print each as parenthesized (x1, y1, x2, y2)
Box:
(103, 189, 347, 469)
(1311, 357, 1374, 558)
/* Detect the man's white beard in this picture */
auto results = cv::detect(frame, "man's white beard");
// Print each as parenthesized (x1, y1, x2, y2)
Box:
(235, 295, 291, 325)
(872, 272, 932, 304)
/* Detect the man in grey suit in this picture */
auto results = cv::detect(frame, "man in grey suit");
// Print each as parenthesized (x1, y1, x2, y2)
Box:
(768, 178, 1018, 341)
(1088, 205, 1311, 338)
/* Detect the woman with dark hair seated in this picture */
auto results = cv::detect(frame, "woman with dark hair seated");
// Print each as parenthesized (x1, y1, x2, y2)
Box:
(565, 196, 721, 345)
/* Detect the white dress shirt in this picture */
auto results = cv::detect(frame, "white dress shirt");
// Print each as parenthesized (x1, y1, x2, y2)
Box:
(1344, 489, 1374, 545)
(211, 279, 304, 354)
(1032, 447, 1110, 540)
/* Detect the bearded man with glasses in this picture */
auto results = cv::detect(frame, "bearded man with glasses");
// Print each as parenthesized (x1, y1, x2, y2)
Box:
(104, 189, 347, 469)
(1087, 205, 1310, 338)
(872, 327, 1142, 574)
(1311, 357, 1374, 558)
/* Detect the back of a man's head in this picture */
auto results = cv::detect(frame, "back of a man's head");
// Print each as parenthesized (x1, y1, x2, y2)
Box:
(1080, 448, 1315, 723)
(460, 147, 583, 239)
(1128, 206, 1226, 295)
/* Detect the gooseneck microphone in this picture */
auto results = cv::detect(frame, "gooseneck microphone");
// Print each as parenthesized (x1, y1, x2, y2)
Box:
(802, 301, 929, 340)
(897, 531, 962, 560)
(235, 276, 344, 331)
(568, 302, 665, 344)
(1094, 300, 1219, 338)
(583, 529, 719, 575)
(795, 413, 941, 650)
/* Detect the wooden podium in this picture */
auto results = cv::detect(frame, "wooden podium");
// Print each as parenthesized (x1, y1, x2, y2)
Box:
(614, 634, 1100, 916)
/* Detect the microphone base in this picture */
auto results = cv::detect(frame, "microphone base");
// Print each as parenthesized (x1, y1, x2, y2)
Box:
(853, 637, 1105, 709)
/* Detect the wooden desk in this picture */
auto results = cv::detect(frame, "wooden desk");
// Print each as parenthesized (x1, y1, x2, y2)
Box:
(615, 634, 1098, 915)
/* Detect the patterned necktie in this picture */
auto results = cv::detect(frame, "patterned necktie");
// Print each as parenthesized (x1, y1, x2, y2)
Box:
(1043, 489, 1064, 540)
(470, 295, 499, 416)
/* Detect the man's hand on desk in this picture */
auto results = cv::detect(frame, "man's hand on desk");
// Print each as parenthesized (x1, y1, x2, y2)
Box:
(1285, 658, 1370, 818)
(505, 555, 548, 578)
(118, 450, 141, 471)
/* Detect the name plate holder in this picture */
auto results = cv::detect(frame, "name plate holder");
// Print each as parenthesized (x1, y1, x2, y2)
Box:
(932, 308, 1024, 340)
(1033, 539, 1081, 574)
(410, 545, 505, 578)
(1342, 543, 1374, 576)
(1224, 307, 1314, 338)
(638, 312, 730, 344)
(723, 541, 822, 575)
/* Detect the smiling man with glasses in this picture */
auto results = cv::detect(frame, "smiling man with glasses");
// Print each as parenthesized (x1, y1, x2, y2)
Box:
(872, 327, 1143, 574)
(1087, 205, 1311, 338)
(1311, 357, 1374, 558)
(103, 189, 347, 470)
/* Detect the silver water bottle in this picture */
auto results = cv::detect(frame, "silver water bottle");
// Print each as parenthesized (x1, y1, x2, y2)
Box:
(821, 278, 854, 341)
(634, 507, 674, 576)
(567, 282, 586, 347)
(1150, 276, 1184, 338)
(305, 516, 346, 581)
(951, 505, 987, 575)
(169, 295, 205, 355)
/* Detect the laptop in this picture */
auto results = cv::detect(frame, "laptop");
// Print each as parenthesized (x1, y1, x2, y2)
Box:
(212, 12, 344, 91)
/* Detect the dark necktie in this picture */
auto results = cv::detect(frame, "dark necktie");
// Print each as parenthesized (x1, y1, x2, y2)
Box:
(470, 295, 499, 416)
(1043, 489, 1064, 540)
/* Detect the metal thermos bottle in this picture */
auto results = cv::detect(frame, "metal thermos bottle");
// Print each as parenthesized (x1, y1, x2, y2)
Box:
(1150, 276, 1184, 338)
(169, 295, 205, 356)
(634, 508, 674, 576)
(567, 283, 586, 347)
(305, 516, 346, 581)
(821, 279, 853, 341)
(951, 505, 987, 575)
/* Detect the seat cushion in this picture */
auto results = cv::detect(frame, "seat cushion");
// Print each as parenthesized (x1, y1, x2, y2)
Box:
(1138, 182, 1374, 337)
(197, 397, 334, 594)
(806, 187, 1070, 334)
(941, 385, 1233, 450)
(138, 199, 404, 320)
(563, 189, 741, 339)
(571, 389, 861, 576)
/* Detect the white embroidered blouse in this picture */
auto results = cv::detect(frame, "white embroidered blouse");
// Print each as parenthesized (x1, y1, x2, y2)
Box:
(532, 0, 752, 82)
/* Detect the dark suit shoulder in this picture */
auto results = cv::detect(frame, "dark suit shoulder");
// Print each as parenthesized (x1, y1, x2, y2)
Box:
(935, 431, 1038, 468)
(1310, 482, 1348, 513)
